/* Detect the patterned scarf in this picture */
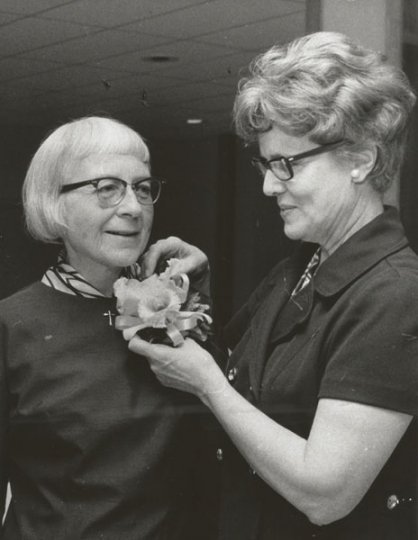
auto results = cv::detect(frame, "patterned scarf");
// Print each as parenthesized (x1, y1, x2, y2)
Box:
(291, 248, 321, 297)
(42, 251, 141, 298)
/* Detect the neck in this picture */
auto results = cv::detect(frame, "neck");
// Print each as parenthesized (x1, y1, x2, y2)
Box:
(64, 254, 120, 297)
(81, 268, 120, 297)
(320, 198, 384, 263)
(90, 274, 119, 297)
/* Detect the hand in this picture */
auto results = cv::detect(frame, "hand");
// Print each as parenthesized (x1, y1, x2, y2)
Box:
(140, 236, 210, 294)
(126, 335, 226, 403)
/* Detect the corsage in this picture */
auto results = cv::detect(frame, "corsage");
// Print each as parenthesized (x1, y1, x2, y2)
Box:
(114, 259, 212, 347)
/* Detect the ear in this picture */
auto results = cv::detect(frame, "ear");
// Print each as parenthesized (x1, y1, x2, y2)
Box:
(351, 146, 377, 183)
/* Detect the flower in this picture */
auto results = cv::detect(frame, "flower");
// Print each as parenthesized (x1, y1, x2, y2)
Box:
(114, 259, 212, 346)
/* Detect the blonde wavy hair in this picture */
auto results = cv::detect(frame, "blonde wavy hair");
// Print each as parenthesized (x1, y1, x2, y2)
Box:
(234, 32, 416, 193)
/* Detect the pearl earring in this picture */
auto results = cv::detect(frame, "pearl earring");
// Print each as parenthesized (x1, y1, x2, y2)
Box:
(351, 169, 360, 179)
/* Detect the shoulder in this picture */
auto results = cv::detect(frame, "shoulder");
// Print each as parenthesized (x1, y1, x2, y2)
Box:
(384, 244, 418, 279)
(354, 248, 418, 307)
(330, 261, 418, 339)
(0, 281, 42, 310)
(0, 282, 69, 326)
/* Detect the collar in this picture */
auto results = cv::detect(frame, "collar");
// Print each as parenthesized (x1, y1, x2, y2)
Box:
(291, 248, 321, 297)
(314, 206, 409, 297)
(42, 250, 141, 299)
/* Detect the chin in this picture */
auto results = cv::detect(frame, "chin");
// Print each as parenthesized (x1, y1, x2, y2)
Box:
(284, 228, 303, 241)
(283, 222, 313, 243)
(108, 252, 142, 269)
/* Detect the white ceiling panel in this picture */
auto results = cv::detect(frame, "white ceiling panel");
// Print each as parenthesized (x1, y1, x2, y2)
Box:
(19, 29, 172, 64)
(0, 0, 70, 15)
(0, 12, 21, 24)
(16, 63, 131, 92)
(154, 50, 260, 82)
(69, 73, 186, 101)
(0, 16, 98, 57)
(0, 0, 309, 136)
(0, 56, 61, 81)
(96, 39, 239, 73)
(198, 11, 307, 50)
(42, 0, 214, 28)
(120, 0, 303, 40)
(17, 89, 99, 111)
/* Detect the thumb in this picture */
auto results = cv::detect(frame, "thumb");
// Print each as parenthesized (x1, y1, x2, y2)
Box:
(139, 250, 160, 279)
(127, 334, 154, 356)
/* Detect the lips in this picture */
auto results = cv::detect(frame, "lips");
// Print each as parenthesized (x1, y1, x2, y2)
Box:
(106, 231, 139, 237)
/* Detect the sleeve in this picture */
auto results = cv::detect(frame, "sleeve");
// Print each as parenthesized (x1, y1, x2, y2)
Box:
(319, 273, 418, 415)
(0, 321, 9, 527)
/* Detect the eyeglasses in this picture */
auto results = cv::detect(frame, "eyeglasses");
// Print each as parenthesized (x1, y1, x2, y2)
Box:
(251, 141, 344, 181)
(61, 176, 166, 207)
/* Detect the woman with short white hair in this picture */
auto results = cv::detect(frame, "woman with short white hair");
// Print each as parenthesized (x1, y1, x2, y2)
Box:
(0, 116, 205, 540)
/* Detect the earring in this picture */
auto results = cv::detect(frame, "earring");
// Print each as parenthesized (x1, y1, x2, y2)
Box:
(351, 169, 360, 180)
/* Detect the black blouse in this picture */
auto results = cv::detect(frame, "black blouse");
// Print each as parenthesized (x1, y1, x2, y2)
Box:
(218, 207, 418, 540)
(0, 283, 212, 540)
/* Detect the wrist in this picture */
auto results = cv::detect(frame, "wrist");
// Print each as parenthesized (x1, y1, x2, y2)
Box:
(199, 371, 229, 407)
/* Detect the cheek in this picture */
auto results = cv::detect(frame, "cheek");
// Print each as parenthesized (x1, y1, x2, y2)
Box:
(62, 202, 108, 248)
(66, 213, 97, 242)
(134, 211, 154, 255)
(63, 197, 90, 227)
(142, 210, 154, 235)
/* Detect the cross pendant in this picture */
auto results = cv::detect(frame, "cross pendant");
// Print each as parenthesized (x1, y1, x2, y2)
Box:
(103, 310, 115, 326)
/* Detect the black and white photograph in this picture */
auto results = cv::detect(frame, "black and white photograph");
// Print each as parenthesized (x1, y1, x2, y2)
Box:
(0, 1, 417, 539)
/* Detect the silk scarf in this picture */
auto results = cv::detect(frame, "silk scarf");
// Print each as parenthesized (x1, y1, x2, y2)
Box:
(42, 251, 141, 298)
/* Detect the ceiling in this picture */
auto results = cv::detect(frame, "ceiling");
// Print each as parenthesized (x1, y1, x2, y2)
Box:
(0, 0, 307, 139)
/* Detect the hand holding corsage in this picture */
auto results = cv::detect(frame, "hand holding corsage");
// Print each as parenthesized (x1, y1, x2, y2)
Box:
(114, 259, 212, 347)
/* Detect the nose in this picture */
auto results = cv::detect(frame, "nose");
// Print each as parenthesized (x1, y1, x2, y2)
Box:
(262, 170, 286, 197)
(117, 184, 143, 217)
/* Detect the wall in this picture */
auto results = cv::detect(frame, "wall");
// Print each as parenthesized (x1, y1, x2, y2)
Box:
(144, 135, 225, 328)
(231, 140, 294, 313)
(146, 135, 219, 269)
(0, 125, 59, 299)
(400, 42, 418, 253)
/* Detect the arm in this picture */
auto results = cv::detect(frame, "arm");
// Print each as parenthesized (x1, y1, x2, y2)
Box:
(127, 336, 413, 526)
(140, 237, 210, 296)
(204, 388, 411, 525)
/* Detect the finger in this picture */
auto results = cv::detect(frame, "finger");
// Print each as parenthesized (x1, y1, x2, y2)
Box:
(127, 335, 155, 356)
(139, 238, 181, 278)
(128, 334, 175, 360)
(139, 248, 161, 278)
(167, 250, 208, 279)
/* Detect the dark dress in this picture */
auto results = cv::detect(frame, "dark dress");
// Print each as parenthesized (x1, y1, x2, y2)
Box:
(0, 283, 215, 540)
(217, 207, 418, 540)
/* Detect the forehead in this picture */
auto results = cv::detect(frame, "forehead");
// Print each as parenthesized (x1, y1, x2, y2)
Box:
(65, 153, 150, 180)
(258, 127, 312, 158)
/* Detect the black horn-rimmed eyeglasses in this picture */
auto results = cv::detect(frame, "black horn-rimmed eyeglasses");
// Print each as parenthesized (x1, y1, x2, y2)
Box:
(61, 176, 166, 207)
(251, 141, 344, 181)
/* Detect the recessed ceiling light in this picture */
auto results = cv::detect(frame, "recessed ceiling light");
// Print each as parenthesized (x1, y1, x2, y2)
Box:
(187, 118, 203, 125)
(142, 55, 179, 63)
